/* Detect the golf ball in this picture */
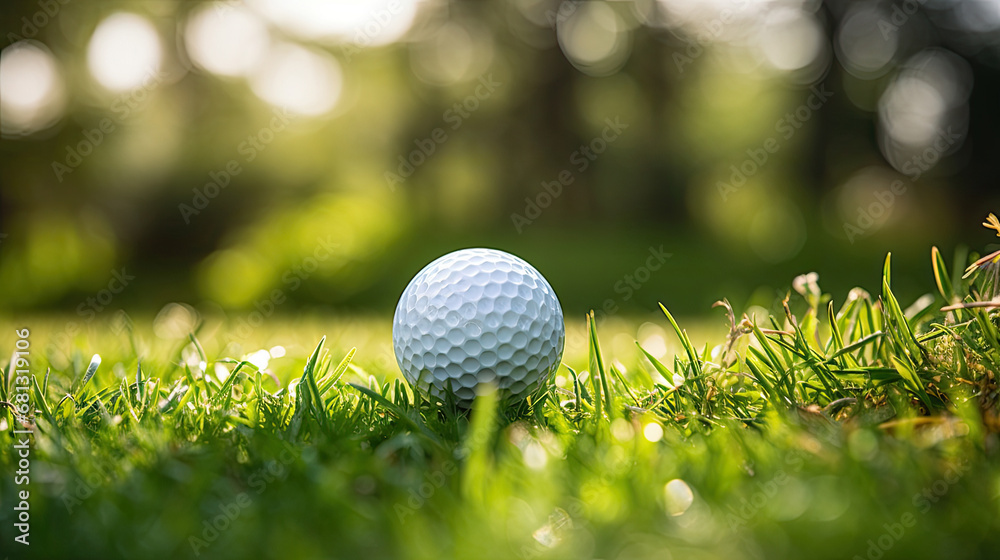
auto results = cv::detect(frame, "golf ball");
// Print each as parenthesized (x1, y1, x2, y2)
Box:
(392, 248, 565, 406)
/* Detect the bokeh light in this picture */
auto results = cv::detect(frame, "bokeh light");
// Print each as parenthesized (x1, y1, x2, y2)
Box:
(880, 76, 948, 147)
(184, 3, 270, 78)
(878, 48, 972, 173)
(663, 479, 694, 516)
(952, 0, 1000, 33)
(249, 42, 343, 115)
(557, 1, 631, 76)
(410, 21, 495, 86)
(824, 166, 909, 240)
(247, 0, 421, 46)
(835, 4, 898, 78)
(653, 0, 767, 42)
(757, 7, 827, 75)
(87, 12, 163, 92)
(643, 422, 664, 443)
(0, 41, 66, 136)
(0, 0, 997, 318)
(152, 303, 200, 339)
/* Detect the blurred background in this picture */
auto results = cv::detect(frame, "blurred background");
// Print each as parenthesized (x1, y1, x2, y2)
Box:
(2, 0, 999, 324)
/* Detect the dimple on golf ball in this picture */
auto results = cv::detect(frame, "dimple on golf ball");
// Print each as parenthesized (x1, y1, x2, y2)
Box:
(392, 248, 565, 406)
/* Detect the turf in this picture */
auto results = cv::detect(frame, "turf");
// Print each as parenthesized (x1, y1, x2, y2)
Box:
(1, 248, 1000, 560)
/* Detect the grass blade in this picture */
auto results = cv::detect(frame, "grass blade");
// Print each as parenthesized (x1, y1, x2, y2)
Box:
(890, 355, 932, 411)
(659, 303, 702, 385)
(77, 354, 102, 396)
(318, 347, 356, 396)
(588, 311, 612, 419)
(349, 383, 442, 448)
(932, 246, 955, 303)
(882, 253, 925, 363)
(32, 373, 54, 424)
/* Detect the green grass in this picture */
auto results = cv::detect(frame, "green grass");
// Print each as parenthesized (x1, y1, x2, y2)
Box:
(1, 247, 1000, 560)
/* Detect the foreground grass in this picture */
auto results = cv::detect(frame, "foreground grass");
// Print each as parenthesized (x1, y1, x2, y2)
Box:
(1, 248, 1000, 560)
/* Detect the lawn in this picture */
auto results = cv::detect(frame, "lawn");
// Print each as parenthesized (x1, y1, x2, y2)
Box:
(1, 248, 999, 560)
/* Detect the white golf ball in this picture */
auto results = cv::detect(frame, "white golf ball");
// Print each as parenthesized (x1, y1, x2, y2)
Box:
(392, 248, 565, 406)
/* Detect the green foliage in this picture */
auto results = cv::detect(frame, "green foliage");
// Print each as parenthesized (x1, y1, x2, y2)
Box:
(1, 250, 999, 560)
